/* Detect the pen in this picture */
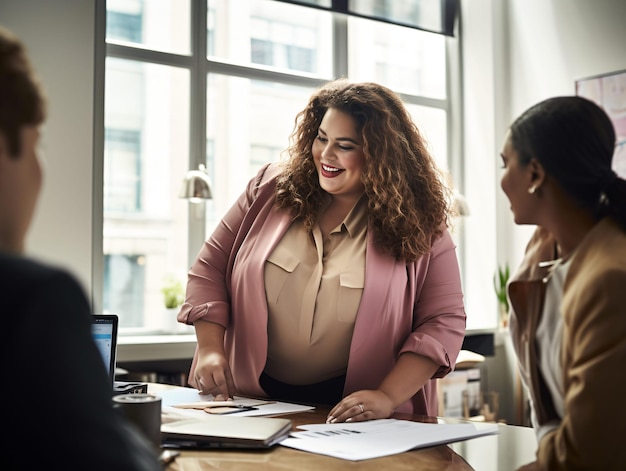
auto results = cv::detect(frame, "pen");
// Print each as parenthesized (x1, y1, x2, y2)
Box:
(204, 405, 258, 415)
(174, 400, 276, 409)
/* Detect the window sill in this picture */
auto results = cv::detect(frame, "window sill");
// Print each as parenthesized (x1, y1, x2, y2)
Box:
(115, 329, 502, 363)
(117, 334, 196, 362)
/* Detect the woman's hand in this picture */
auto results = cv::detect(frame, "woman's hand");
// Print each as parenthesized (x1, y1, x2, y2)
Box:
(191, 320, 234, 399)
(192, 346, 235, 400)
(326, 390, 395, 423)
(326, 353, 439, 423)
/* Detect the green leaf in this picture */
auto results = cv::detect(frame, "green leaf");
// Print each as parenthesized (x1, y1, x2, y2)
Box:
(493, 263, 510, 311)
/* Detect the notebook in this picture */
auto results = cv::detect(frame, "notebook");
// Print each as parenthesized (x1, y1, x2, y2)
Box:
(91, 314, 147, 395)
(161, 415, 293, 449)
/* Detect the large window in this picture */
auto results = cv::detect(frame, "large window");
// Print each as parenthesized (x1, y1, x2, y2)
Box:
(103, 0, 459, 334)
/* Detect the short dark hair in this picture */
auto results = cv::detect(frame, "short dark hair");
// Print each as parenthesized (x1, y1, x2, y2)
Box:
(0, 27, 46, 157)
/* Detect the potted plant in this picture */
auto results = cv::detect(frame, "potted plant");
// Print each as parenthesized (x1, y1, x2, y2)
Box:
(161, 276, 185, 309)
(160, 276, 186, 333)
(493, 263, 510, 329)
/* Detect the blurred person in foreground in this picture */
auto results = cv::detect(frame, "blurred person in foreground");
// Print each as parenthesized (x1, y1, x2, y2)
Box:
(500, 96, 626, 470)
(179, 78, 466, 423)
(0, 26, 160, 470)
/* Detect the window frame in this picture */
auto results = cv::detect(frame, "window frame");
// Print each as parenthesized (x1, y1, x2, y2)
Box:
(93, 0, 464, 332)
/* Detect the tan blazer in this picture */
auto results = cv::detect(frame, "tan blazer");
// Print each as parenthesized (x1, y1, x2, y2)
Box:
(509, 218, 626, 470)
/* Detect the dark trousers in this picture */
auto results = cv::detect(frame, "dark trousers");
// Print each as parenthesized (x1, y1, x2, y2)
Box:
(259, 371, 345, 406)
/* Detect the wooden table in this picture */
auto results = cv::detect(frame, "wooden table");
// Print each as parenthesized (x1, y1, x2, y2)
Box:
(149, 384, 537, 470)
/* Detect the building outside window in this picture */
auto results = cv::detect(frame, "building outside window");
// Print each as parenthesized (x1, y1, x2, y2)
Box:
(102, 0, 458, 333)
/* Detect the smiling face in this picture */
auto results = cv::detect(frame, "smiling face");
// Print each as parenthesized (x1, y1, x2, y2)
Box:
(499, 131, 541, 226)
(312, 107, 366, 201)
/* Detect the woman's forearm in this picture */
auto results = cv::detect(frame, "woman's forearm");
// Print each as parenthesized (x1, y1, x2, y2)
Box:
(379, 352, 439, 409)
(194, 319, 226, 352)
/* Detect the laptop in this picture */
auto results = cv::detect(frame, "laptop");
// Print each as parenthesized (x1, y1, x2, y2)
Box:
(161, 415, 293, 449)
(91, 314, 147, 395)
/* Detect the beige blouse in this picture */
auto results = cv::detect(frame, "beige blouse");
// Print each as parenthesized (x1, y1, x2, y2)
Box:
(263, 197, 367, 384)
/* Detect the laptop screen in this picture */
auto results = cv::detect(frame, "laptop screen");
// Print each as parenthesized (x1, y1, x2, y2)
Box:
(91, 314, 118, 385)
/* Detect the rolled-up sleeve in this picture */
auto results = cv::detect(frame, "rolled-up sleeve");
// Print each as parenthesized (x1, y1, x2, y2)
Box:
(400, 230, 466, 377)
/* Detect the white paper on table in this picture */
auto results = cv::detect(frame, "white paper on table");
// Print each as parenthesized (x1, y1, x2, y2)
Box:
(280, 418, 499, 461)
(154, 387, 315, 418)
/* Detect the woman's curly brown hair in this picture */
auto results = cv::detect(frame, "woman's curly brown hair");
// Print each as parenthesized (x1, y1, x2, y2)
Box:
(275, 79, 452, 262)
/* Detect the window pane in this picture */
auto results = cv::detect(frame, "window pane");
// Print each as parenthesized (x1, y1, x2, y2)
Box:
(104, 58, 191, 332)
(208, 0, 333, 77)
(107, 0, 191, 55)
(349, 0, 445, 33)
(406, 104, 448, 172)
(104, 254, 145, 327)
(104, 128, 142, 212)
(348, 16, 446, 99)
(205, 74, 315, 232)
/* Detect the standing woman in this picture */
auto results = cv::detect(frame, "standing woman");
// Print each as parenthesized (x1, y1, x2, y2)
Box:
(500, 96, 626, 470)
(179, 79, 466, 422)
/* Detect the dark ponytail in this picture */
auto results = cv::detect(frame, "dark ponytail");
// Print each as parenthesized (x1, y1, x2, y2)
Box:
(510, 96, 626, 229)
(601, 175, 626, 230)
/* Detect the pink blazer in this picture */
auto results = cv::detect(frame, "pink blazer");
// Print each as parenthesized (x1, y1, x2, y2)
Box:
(180, 163, 466, 415)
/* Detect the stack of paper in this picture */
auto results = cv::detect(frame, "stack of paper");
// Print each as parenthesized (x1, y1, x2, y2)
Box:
(280, 418, 499, 460)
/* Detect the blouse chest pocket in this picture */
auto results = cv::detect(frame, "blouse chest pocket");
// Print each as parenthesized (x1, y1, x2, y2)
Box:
(338, 272, 365, 322)
(265, 250, 300, 305)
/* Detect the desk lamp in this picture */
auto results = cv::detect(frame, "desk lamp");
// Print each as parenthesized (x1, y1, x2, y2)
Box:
(179, 163, 213, 203)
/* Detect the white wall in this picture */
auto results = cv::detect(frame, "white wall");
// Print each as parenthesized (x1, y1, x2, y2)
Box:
(504, 0, 626, 267)
(461, 0, 626, 330)
(459, 0, 501, 330)
(461, 0, 626, 423)
(0, 0, 96, 297)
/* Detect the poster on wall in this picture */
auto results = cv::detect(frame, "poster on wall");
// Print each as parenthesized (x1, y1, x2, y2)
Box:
(576, 69, 626, 179)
